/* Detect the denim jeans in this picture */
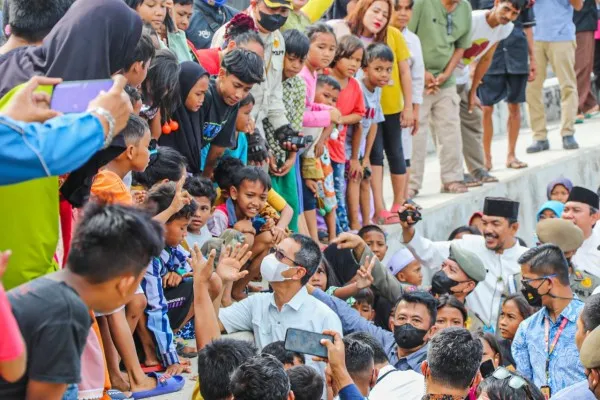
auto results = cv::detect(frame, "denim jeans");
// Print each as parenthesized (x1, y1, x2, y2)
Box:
(331, 161, 349, 234)
(62, 384, 78, 400)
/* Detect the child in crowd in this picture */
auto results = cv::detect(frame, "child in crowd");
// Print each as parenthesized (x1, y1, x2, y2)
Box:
(91, 115, 151, 205)
(140, 49, 182, 140)
(0, 204, 164, 400)
(223, 93, 254, 163)
(352, 288, 376, 321)
(143, 182, 198, 372)
(123, 33, 156, 88)
(264, 28, 310, 233)
(299, 22, 340, 243)
(387, 247, 423, 286)
(536, 200, 564, 221)
(261, 341, 306, 369)
(200, 48, 264, 178)
(351, 43, 392, 228)
(210, 166, 279, 300)
(547, 177, 574, 203)
(328, 35, 366, 234)
(132, 146, 187, 193)
(184, 176, 217, 250)
(358, 225, 388, 261)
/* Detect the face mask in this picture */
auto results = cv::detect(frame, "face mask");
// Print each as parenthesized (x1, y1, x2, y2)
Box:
(260, 253, 292, 282)
(258, 11, 288, 32)
(521, 281, 544, 307)
(431, 270, 461, 296)
(393, 323, 428, 349)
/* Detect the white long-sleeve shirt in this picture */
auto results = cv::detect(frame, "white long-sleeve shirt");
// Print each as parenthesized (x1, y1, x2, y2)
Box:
(404, 233, 527, 330)
(402, 27, 425, 105)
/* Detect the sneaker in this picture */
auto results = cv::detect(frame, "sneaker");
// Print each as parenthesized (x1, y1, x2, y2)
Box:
(562, 135, 579, 150)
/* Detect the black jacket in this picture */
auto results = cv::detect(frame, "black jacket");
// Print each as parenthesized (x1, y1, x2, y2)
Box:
(186, 0, 238, 49)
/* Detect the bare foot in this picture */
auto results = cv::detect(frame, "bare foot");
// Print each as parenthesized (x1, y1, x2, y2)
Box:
(130, 374, 158, 393)
(143, 354, 160, 367)
(484, 155, 492, 171)
(110, 372, 130, 393)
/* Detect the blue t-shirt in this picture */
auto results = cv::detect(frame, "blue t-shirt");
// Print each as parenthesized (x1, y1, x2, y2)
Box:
(533, 0, 576, 41)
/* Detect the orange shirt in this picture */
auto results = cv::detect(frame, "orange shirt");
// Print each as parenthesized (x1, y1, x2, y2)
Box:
(90, 170, 133, 205)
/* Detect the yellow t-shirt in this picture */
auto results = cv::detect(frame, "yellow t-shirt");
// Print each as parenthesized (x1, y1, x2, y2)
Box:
(381, 26, 411, 115)
(192, 381, 203, 400)
(302, 0, 334, 23)
(214, 187, 287, 213)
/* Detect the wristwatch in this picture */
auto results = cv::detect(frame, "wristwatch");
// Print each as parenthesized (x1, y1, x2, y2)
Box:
(90, 107, 116, 149)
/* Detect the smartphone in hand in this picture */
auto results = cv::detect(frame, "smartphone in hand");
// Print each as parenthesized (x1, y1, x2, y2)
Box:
(284, 328, 333, 359)
(50, 79, 114, 113)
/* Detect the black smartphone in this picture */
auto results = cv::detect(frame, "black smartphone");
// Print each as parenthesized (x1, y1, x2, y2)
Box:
(480, 359, 495, 379)
(289, 135, 314, 149)
(50, 79, 114, 113)
(284, 328, 333, 359)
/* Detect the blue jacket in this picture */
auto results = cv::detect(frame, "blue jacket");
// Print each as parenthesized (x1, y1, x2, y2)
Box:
(186, 0, 238, 49)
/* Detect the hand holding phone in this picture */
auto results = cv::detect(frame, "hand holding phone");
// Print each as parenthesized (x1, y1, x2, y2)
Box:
(50, 80, 114, 114)
(284, 328, 333, 358)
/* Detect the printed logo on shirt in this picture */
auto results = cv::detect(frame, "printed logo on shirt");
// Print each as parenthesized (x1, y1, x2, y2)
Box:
(365, 107, 376, 120)
(203, 121, 226, 142)
(198, 30, 211, 39)
(463, 39, 490, 64)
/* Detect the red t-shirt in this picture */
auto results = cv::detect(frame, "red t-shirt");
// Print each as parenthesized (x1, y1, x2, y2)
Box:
(197, 48, 221, 76)
(327, 77, 366, 163)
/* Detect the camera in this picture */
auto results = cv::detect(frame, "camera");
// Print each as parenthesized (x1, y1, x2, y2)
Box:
(398, 209, 422, 224)
(288, 135, 314, 149)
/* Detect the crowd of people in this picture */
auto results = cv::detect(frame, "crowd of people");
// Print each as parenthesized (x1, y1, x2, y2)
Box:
(1, 0, 600, 399)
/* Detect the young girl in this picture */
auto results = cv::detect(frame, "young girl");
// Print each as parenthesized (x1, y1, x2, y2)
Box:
(299, 23, 340, 242)
(328, 34, 366, 234)
(433, 294, 468, 333)
(223, 93, 254, 164)
(158, 62, 209, 175)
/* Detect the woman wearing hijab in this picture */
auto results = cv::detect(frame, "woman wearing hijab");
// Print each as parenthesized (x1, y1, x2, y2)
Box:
(159, 62, 210, 175)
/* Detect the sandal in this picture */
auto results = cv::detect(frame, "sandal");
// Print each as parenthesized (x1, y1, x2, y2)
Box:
(131, 372, 185, 399)
(584, 105, 599, 118)
(140, 364, 164, 374)
(108, 389, 133, 400)
(176, 341, 198, 359)
(464, 173, 483, 188)
(472, 168, 499, 184)
(506, 159, 528, 169)
(441, 181, 468, 194)
(372, 210, 400, 225)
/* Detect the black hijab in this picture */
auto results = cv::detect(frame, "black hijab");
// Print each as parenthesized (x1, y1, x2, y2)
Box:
(0, 0, 142, 207)
(159, 62, 209, 175)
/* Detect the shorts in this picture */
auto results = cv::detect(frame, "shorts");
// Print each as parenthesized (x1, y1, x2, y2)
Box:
(164, 278, 194, 330)
(302, 178, 317, 211)
(477, 73, 528, 106)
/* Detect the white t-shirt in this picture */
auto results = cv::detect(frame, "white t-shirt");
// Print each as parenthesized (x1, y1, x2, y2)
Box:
(186, 225, 212, 250)
(345, 77, 385, 158)
(454, 10, 514, 85)
(369, 365, 425, 400)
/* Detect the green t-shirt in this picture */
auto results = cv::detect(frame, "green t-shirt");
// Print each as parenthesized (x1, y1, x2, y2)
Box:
(408, 0, 472, 88)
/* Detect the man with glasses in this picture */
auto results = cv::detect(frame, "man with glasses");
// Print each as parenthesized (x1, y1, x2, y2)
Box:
(512, 244, 585, 397)
(192, 233, 342, 395)
(408, 0, 473, 195)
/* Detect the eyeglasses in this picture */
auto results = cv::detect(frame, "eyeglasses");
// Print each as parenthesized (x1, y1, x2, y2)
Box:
(446, 13, 453, 36)
(491, 367, 534, 399)
(521, 274, 556, 286)
(269, 247, 301, 267)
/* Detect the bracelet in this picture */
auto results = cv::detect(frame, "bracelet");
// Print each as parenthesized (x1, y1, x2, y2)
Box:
(90, 107, 116, 149)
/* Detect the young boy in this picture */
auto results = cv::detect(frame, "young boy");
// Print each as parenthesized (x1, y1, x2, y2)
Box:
(387, 247, 423, 286)
(352, 43, 391, 228)
(143, 182, 198, 373)
(91, 114, 151, 205)
(200, 48, 265, 178)
(184, 175, 216, 250)
(209, 166, 277, 300)
(123, 32, 156, 88)
(357, 225, 388, 261)
(0, 0, 74, 55)
(303, 75, 340, 243)
(264, 28, 310, 233)
(352, 288, 376, 322)
(0, 204, 163, 400)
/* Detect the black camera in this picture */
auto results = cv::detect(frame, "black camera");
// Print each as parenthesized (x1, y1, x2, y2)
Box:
(288, 135, 314, 149)
(398, 209, 422, 224)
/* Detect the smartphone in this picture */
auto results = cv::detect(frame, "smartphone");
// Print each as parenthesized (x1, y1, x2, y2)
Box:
(289, 135, 314, 149)
(480, 359, 496, 379)
(50, 79, 114, 113)
(284, 328, 333, 359)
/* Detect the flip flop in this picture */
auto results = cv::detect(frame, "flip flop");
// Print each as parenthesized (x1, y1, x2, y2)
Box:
(107, 389, 133, 400)
(132, 372, 185, 399)
(506, 160, 528, 169)
(140, 364, 164, 374)
(372, 210, 400, 225)
(176, 341, 198, 359)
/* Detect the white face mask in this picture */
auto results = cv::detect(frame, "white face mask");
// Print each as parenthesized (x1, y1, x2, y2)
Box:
(260, 253, 293, 283)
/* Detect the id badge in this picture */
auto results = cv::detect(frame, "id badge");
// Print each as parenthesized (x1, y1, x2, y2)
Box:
(540, 385, 551, 400)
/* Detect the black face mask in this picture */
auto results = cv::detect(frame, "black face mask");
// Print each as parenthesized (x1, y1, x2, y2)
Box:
(521, 280, 545, 307)
(431, 270, 461, 296)
(393, 323, 428, 349)
(258, 11, 288, 32)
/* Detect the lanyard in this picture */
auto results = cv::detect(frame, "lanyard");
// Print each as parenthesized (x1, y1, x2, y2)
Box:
(544, 316, 568, 384)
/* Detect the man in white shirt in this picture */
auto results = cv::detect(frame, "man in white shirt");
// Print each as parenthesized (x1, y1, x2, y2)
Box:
(563, 186, 600, 277)
(398, 197, 527, 332)
(348, 332, 424, 400)
(193, 233, 342, 397)
(456, 0, 525, 186)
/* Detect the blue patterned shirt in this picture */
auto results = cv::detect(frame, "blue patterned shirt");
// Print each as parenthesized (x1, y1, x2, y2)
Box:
(512, 299, 585, 394)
